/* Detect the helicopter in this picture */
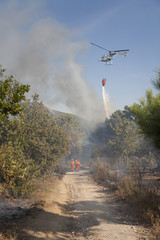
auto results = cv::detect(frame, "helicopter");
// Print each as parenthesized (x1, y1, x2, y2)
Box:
(90, 42, 129, 64)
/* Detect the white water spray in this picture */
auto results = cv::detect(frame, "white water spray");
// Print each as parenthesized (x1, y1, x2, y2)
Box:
(102, 86, 110, 119)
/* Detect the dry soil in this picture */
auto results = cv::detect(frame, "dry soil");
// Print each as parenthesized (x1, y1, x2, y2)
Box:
(3, 170, 151, 240)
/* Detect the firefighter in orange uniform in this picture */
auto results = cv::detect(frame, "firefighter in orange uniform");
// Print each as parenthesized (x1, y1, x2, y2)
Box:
(75, 160, 80, 172)
(70, 159, 75, 172)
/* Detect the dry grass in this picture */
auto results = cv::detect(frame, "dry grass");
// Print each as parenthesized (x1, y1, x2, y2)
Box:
(91, 162, 160, 239)
(91, 161, 118, 190)
(117, 176, 160, 239)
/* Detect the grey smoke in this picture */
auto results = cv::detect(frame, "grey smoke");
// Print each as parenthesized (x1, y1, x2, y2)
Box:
(0, 0, 105, 122)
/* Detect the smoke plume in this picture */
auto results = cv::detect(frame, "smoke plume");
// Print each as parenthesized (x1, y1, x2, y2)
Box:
(0, 0, 105, 122)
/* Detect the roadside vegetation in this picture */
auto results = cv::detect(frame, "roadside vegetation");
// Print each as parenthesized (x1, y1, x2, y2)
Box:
(90, 69, 160, 239)
(0, 65, 85, 198)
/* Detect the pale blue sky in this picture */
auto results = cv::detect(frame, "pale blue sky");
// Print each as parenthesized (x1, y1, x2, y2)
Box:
(0, 0, 160, 119)
(47, 0, 160, 106)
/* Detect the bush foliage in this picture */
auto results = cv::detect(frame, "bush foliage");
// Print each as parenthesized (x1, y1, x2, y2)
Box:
(0, 66, 84, 196)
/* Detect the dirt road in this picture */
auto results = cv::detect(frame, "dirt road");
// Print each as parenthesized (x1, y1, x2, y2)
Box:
(17, 170, 149, 240)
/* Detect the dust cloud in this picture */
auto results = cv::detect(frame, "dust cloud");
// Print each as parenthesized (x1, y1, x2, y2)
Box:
(0, 0, 105, 122)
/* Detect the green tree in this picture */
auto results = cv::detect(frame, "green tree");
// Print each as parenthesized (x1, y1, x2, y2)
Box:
(56, 113, 85, 158)
(0, 94, 70, 196)
(129, 69, 160, 149)
(107, 110, 139, 167)
(152, 68, 160, 90)
(20, 96, 70, 173)
(0, 65, 30, 117)
(90, 109, 157, 170)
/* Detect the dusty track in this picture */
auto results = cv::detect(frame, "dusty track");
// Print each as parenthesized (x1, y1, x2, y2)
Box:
(14, 170, 150, 239)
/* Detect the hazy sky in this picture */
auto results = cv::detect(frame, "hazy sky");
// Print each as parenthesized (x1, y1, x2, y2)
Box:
(0, 0, 160, 121)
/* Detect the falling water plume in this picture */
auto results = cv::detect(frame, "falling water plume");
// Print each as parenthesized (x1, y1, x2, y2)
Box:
(102, 86, 110, 119)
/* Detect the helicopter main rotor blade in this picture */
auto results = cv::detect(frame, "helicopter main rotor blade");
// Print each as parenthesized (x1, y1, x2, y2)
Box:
(90, 42, 109, 52)
(91, 43, 129, 53)
(112, 49, 130, 53)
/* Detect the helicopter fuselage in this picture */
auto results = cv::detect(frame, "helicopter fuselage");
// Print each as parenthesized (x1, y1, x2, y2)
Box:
(101, 54, 113, 62)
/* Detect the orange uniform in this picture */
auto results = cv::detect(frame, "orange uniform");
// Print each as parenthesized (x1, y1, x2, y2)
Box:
(70, 159, 75, 172)
(75, 160, 80, 172)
